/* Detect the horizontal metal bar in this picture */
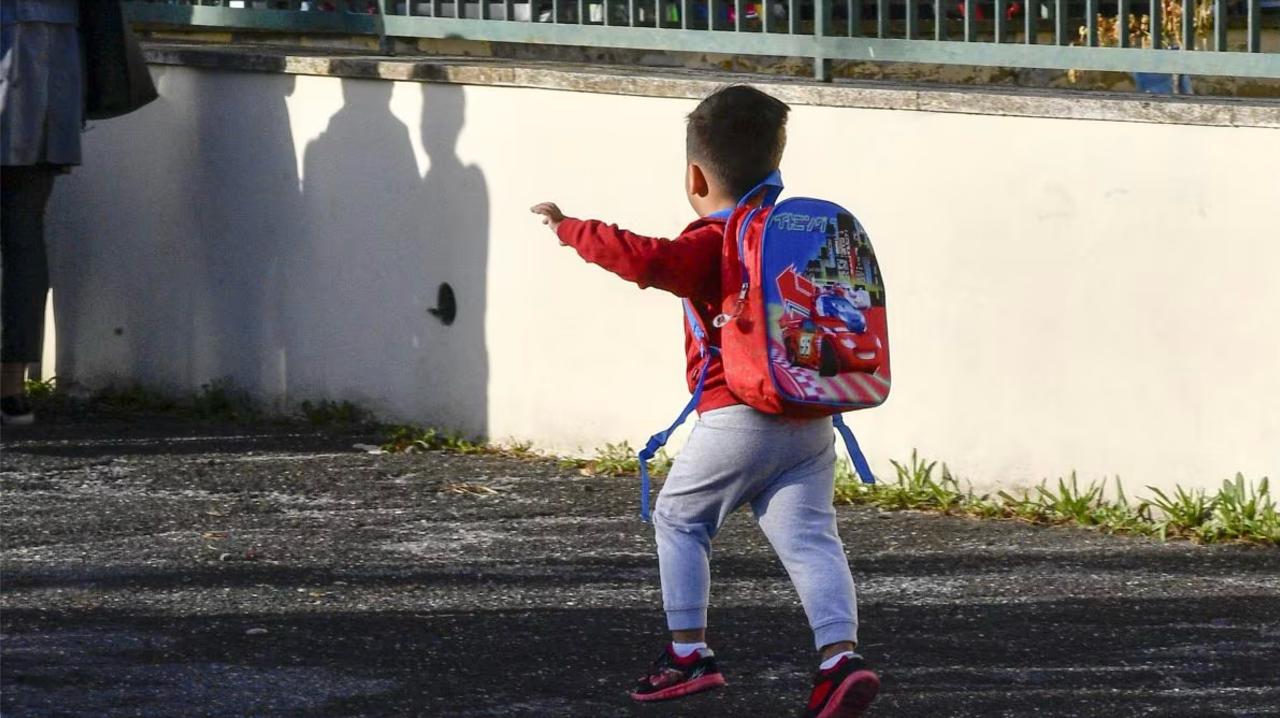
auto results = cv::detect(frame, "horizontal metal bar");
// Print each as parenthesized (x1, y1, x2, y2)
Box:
(125, 3, 1280, 80)
(125, 5, 381, 33)
(379, 16, 1280, 77)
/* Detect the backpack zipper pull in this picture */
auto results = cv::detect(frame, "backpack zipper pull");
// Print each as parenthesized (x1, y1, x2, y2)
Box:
(712, 282, 750, 328)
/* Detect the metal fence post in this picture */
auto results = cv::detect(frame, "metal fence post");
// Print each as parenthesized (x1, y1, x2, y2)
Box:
(376, 0, 394, 53)
(815, 0, 832, 81)
(1248, 0, 1261, 53)
(1118, 0, 1131, 48)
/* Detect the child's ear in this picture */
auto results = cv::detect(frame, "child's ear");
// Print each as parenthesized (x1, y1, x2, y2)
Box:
(687, 162, 709, 198)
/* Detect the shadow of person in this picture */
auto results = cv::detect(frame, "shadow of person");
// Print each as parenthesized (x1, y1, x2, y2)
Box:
(291, 78, 464, 428)
(45, 63, 302, 398)
(188, 66, 301, 402)
(415, 84, 489, 439)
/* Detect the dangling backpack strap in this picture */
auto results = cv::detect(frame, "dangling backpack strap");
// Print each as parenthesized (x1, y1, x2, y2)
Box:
(833, 414, 876, 485)
(637, 300, 716, 522)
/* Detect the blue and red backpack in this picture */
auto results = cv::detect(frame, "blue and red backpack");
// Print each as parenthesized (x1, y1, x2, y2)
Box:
(637, 171, 891, 520)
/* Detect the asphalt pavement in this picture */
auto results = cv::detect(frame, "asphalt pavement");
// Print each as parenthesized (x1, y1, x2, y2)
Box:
(3, 415, 1278, 717)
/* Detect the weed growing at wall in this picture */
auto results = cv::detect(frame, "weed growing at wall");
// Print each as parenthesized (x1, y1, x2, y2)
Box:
(190, 380, 261, 422)
(834, 450, 1277, 546)
(23, 377, 60, 402)
(299, 399, 373, 427)
(556, 441, 674, 479)
(380, 425, 489, 454)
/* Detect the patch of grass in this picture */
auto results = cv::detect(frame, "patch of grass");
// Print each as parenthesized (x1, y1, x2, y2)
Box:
(1037, 473, 1105, 526)
(22, 378, 373, 429)
(94, 384, 181, 415)
(379, 425, 488, 454)
(1091, 479, 1154, 536)
(836, 451, 965, 513)
(299, 399, 372, 427)
(1146, 484, 1216, 540)
(23, 376, 76, 415)
(191, 380, 259, 422)
(557, 441, 673, 479)
(995, 488, 1053, 524)
(834, 450, 1276, 546)
(1198, 475, 1280, 544)
(23, 377, 60, 402)
(499, 439, 537, 459)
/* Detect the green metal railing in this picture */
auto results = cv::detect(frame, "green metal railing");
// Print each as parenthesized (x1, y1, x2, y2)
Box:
(125, 0, 1280, 80)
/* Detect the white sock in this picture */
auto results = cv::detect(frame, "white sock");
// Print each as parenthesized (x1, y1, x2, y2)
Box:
(819, 650, 855, 671)
(671, 641, 707, 657)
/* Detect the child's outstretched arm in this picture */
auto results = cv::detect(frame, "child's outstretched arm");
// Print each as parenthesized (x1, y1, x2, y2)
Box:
(530, 202, 719, 301)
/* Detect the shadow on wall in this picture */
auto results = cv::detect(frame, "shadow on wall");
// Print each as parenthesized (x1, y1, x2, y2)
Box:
(55, 64, 305, 404)
(51, 68, 490, 438)
(288, 79, 489, 437)
(192, 68, 301, 401)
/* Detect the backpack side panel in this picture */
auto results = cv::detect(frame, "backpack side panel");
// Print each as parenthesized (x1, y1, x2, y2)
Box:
(760, 198, 891, 411)
(719, 205, 789, 414)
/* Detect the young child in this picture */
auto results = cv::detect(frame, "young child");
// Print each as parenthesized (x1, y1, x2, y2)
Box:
(531, 85, 880, 717)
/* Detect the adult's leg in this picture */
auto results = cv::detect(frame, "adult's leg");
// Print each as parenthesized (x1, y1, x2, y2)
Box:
(1, 164, 56, 395)
(751, 436, 860, 653)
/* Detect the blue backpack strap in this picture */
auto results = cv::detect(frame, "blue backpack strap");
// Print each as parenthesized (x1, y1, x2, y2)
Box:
(711, 172, 782, 329)
(833, 414, 875, 485)
(637, 300, 714, 521)
(737, 169, 784, 209)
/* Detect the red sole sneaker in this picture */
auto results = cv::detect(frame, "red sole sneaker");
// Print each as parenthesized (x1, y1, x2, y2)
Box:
(630, 672, 727, 702)
(815, 669, 880, 718)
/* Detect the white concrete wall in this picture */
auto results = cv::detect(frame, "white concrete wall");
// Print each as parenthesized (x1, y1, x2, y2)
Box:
(47, 64, 1280, 493)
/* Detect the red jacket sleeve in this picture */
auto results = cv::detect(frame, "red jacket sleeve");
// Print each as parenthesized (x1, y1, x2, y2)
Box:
(556, 218, 722, 302)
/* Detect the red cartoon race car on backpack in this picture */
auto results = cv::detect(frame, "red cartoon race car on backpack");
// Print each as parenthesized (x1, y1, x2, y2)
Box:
(780, 288, 883, 377)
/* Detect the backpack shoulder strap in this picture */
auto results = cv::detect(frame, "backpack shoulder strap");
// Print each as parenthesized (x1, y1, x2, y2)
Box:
(737, 169, 784, 209)
(711, 171, 784, 329)
(636, 300, 717, 521)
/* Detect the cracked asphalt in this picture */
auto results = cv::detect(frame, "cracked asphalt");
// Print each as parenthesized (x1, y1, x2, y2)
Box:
(2, 414, 1278, 717)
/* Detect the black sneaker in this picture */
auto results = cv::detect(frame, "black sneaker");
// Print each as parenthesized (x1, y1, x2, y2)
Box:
(0, 395, 34, 426)
(801, 653, 880, 718)
(629, 644, 727, 702)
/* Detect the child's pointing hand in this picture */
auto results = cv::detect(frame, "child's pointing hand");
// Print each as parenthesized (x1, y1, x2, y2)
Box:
(530, 202, 566, 232)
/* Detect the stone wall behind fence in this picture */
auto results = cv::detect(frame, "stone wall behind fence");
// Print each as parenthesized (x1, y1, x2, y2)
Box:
(46, 50, 1280, 494)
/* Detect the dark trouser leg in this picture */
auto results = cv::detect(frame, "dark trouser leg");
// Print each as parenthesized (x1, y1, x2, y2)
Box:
(1, 164, 56, 365)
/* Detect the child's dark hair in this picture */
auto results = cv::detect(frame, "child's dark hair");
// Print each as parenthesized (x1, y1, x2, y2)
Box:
(686, 85, 790, 199)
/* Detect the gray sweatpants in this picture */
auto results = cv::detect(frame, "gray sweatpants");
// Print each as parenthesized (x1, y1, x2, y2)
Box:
(654, 404, 859, 651)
